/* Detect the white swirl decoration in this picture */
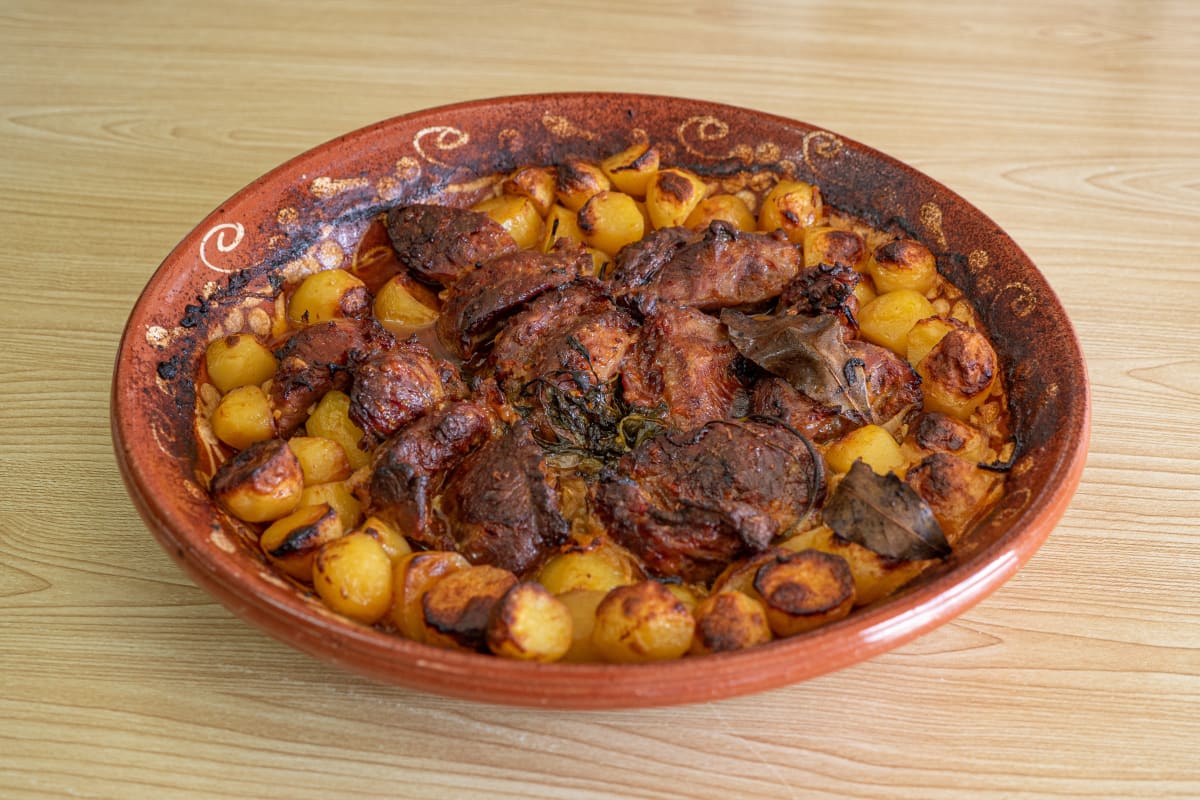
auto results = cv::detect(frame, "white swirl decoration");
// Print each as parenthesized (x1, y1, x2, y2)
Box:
(199, 222, 245, 273)
(413, 125, 470, 167)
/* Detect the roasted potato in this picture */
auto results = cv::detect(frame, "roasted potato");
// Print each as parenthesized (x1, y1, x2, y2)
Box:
(757, 179, 823, 242)
(472, 193, 543, 250)
(753, 549, 855, 637)
(555, 157, 611, 212)
(905, 315, 957, 368)
(590, 581, 695, 663)
(259, 503, 344, 581)
(357, 515, 412, 563)
(389, 550, 470, 643)
(780, 525, 929, 607)
(916, 324, 999, 421)
(557, 588, 607, 663)
(536, 537, 640, 595)
(824, 424, 906, 476)
(867, 239, 938, 294)
(297, 480, 362, 530)
(690, 590, 773, 655)
(905, 452, 1003, 545)
(312, 530, 393, 624)
(487, 582, 573, 662)
(373, 274, 439, 333)
(304, 390, 372, 470)
(578, 190, 645, 257)
(287, 435, 352, 486)
(287, 268, 369, 326)
(901, 411, 990, 466)
(644, 168, 707, 229)
(541, 203, 586, 251)
(210, 438, 304, 523)
(210, 384, 276, 450)
(857, 288, 937, 355)
(802, 226, 867, 270)
(600, 142, 659, 197)
(502, 165, 557, 216)
(685, 193, 756, 231)
(205, 334, 278, 394)
(422, 564, 518, 652)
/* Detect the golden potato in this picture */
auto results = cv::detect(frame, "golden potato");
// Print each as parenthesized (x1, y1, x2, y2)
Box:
(422, 564, 518, 652)
(557, 588, 606, 663)
(555, 157, 611, 212)
(287, 436, 352, 486)
(802, 226, 867, 270)
(753, 549, 855, 637)
(298, 480, 362, 530)
(757, 179, 823, 242)
(472, 193, 543, 250)
(644, 168, 707, 229)
(210, 385, 276, 450)
(373, 274, 438, 334)
(578, 190, 645, 256)
(664, 582, 704, 613)
(210, 438, 304, 523)
(358, 515, 412, 563)
(487, 582, 573, 662)
(824, 424, 906, 476)
(600, 142, 660, 197)
(502, 165, 557, 216)
(857, 289, 937, 355)
(902, 411, 990, 466)
(204, 334, 277, 394)
(780, 525, 929, 607)
(684, 194, 756, 231)
(287, 269, 369, 327)
(710, 549, 781, 597)
(916, 324, 999, 421)
(536, 538, 639, 595)
(541, 203, 586, 251)
(906, 316, 956, 368)
(312, 530, 393, 624)
(690, 590, 773, 655)
(591, 581, 695, 663)
(259, 503, 344, 582)
(906, 452, 1003, 545)
(867, 239, 937, 294)
(304, 390, 371, 469)
(389, 550, 470, 642)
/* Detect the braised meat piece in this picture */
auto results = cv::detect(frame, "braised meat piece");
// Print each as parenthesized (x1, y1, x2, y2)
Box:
(270, 319, 395, 437)
(592, 420, 825, 583)
(607, 225, 697, 297)
(848, 338, 923, 426)
(610, 221, 801, 314)
(385, 203, 518, 286)
(436, 242, 589, 359)
(349, 339, 463, 447)
(439, 421, 569, 575)
(621, 305, 742, 430)
(778, 263, 862, 323)
(750, 375, 855, 444)
(364, 400, 495, 550)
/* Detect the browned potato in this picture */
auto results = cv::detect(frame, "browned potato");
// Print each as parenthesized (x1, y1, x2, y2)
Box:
(287, 435, 352, 486)
(536, 537, 640, 595)
(591, 581, 695, 663)
(753, 549, 855, 637)
(554, 589, 604, 663)
(205, 334, 278, 394)
(541, 203, 586, 251)
(684, 193, 756, 231)
(600, 142, 659, 197)
(824, 424, 906, 476)
(802, 226, 867, 270)
(758, 179, 823, 242)
(358, 515, 412, 563)
(644, 168, 707, 229)
(373, 274, 439, 333)
(867, 238, 937, 294)
(502, 165, 557, 216)
(298, 480, 362, 530)
(287, 269, 369, 326)
(259, 503, 344, 581)
(304, 390, 372, 470)
(906, 315, 957, 368)
(780, 525, 928, 607)
(472, 194, 543, 250)
(906, 452, 1003, 545)
(901, 411, 990, 466)
(858, 289, 937, 355)
(487, 582, 573, 662)
(578, 190, 645, 257)
(312, 530, 393, 623)
(389, 550, 470, 642)
(710, 549, 782, 597)
(916, 324, 999, 421)
(555, 157, 611, 212)
(210, 385, 276, 450)
(210, 438, 304, 523)
(422, 564, 518, 652)
(690, 590, 773, 655)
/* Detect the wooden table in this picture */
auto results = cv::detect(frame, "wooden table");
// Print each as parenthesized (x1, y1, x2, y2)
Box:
(2, 1, 1197, 797)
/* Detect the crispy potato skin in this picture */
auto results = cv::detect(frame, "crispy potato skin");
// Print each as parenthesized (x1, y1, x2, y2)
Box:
(422, 565, 518, 652)
(210, 438, 304, 523)
(690, 591, 772, 655)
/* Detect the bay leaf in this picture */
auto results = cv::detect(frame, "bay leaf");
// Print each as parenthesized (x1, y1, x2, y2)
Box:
(824, 459, 951, 561)
(720, 309, 874, 423)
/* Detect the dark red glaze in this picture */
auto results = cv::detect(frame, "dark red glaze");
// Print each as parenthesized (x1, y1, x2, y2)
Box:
(111, 93, 1089, 709)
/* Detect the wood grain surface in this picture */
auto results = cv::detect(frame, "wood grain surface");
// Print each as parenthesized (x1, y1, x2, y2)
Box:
(2, 1, 1197, 797)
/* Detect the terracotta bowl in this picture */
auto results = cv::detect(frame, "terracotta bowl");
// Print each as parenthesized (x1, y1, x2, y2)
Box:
(112, 93, 1089, 708)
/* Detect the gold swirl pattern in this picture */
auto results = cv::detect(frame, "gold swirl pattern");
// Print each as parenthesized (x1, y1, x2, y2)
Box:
(989, 486, 1032, 527)
(997, 280, 1038, 318)
(498, 128, 523, 152)
(968, 249, 990, 273)
(310, 176, 370, 199)
(540, 113, 595, 141)
(920, 201, 948, 249)
(801, 130, 844, 171)
(413, 125, 470, 166)
(677, 115, 732, 159)
(199, 222, 245, 273)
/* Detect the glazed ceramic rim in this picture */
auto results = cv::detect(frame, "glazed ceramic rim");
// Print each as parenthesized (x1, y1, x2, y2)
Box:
(112, 93, 1090, 708)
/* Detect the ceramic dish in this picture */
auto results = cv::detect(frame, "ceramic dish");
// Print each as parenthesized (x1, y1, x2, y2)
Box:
(111, 93, 1088, 708)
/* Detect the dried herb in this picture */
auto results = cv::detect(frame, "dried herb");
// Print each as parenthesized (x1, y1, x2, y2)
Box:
(721, 309, 874, 423)
(824, 460, 950, 561)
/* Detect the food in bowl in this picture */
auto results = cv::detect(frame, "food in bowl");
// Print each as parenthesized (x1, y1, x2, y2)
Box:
(193, 139, 1015, 664)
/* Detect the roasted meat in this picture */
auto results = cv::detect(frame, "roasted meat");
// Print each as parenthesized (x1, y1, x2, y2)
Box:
(385, 203, 518, 286)
(439, 421, 570, 575)
(363, 400, 495, 550)
(849, 338, 923, 427)
(749, 375, 855, 444)
(436, 242, 589, 359)
(348, 339, 463, 447)
(778, 263, 862, 323)
(610, 221, 801, 313)
(592, 419, 826, 583)
(620, 304, 742, 430)
(269, 319, 395, 437)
